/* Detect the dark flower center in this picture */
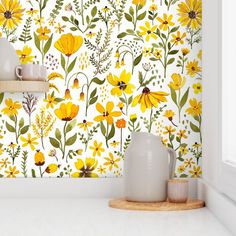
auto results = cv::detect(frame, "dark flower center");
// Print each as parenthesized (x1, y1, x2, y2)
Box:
(83, 119, 87, 123)
(4, 10, 12, 19)
(176, 37, 181, 41)
(188, 11, 196, 19)
(147, 30, 151, 34)
(163, 21, 168, 25)
(191, 66, 196, 71)
(103, 112, 109, 117)
(118, 81, 127, 90)
(142, 87, 150, 94)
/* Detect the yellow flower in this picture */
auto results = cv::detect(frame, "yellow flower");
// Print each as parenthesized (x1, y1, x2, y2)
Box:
(0, 158, 10, 168)
(143, 47, 152, 57)
(117, 102, 124, 110)
(192, 82, 202, 94)
(132, 0, 146, 6)
(26, 8, 38, 16)
(186, 60, 202, 77)
(178, 0, 202, 30)
(189, 166, 202, 178)
(34, 16, 44, 25)
(64, 88, 72, 100)
(2, 98, 22, 117)
(193, 142, 201, 148)
(34, 150, 45, 166)
(97, 165, 106, 174)
(153, 49, 162, 59)
(71, 158, 98, 178)
(89, 140, 105, 157)
(164, 110, 175, 121)
(45, 164, 60, 173)
(184, 157, 195, 168)
(79, 92, 85, 101)
(86, 31, 96, 38)
(157, 14, 175, 31)
(104, 152, 121, 171)
(181, 48, 190, 56)
(139, 21, 157, 42)
(107, 70, 135, 96)
(169, 73, 186, 90)
(55, 23, 66, 34)
(149, 4, 157, 11)
(110, 140, 120, 148)
(5, 166, 19, 178)
(16, 45, 34, 64)
(78, 120, 93, 131)
(163, 125, 176, 134)
(115, 60, 120, 68)
(130, 114, 137, 123)
(101, 6, 110, 12)
(171, 31, 186, 45)
(186, 98, 202, 116)
(94, 102, 122, 125)
(54, 102, 79, 121)
(43, 93, 57, 109)
(132, 87, 168, 112)
(177, 130, 188, 139)
(20, 134, 39, 151)
(71, 78, 79, 89)
(180, 146, 188, 155)
(36, 26, 51, 41)
(0, 0, 24, 29)
(55, 33, 83, 57)
(177, 165, 185, 173)
(198, 50, 202, 60)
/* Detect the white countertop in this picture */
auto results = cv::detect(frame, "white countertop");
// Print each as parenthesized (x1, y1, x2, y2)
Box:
(0, 198, 232, 236)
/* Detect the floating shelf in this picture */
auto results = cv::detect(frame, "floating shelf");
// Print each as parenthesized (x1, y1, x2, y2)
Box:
(109, 198, 205, 211)
(0, 81, 49, 93)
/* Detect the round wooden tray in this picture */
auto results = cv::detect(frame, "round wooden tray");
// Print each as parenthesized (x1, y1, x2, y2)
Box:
(109, 198, 205, 211)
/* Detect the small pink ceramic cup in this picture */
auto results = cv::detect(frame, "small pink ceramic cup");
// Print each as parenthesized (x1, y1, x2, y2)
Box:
(167, 179, 188, 203)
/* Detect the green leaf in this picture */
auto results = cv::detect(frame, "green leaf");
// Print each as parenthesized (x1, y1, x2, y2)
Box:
(55, 128, 62, 141)
(169, 50, 179, 55)
(20, 125, 29, 135)
(66, 119, 77, 133)
(170, 26, 180, 33)
(91, 77, 105, 85)
(49, 137, 60, 148)
(10, 116, 16, 122)
(100, 122, 106, 137)
(61, 54, 66, 70)
(31, 169, 36, 178)
(66, 133, 77, 146)
(90, 88, 97, 98)
(190, 122, 200, 133)
(33, 32, 41, 52)
(129, 6, 134, 16)
(6, 122, 15, 132)
(19, 118, 24, 129)
(44, 34, 53, 55)
(89, 96, 98, 105)
(180, 174, 188, 178)
(62, 16, 69, 22)
(0, 93, 4, 104)
(133, 53, 142, 66)
(125, 13, 132, 22)
(128, 96, 133, 105)
(117, 32, 127, 38)
(137, 11, 146, 20)
(170, 87, 177, 105)
(167, 58, 175, 65)
(108, 124, 115, 140)
(67, 57, 77, 74)
(91, 6, 97, 17)
(180, 88, 189, 109)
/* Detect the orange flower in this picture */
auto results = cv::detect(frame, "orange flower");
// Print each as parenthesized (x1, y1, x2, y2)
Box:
(116, 119, 126, 128)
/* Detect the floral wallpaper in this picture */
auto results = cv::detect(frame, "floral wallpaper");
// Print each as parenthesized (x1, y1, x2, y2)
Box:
(0, 0, 202, 178)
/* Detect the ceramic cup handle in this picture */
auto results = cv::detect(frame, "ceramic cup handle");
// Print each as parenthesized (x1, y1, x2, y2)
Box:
(15, 65, 23, 80)
(167, 148, 176, 179)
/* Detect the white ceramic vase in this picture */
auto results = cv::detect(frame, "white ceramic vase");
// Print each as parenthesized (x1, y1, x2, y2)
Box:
(124, 132, 176, 202)
(0, 38, 19, 81)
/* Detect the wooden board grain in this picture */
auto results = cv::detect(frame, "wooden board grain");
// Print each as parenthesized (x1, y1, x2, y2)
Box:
(0, 81, 49, 93)
(109, 198, 205, 211)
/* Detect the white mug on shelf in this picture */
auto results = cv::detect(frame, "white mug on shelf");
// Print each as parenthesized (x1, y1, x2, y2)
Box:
(15, 64, 40, 81)
(39, 65, 47, 81)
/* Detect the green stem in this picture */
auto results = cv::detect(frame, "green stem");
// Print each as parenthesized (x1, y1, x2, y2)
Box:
(105, 123, 109, 148)
(120, 128, 122, 153)
(62, 121, 68, 160)
(133, 5, 138, 30)
(178, 89, 181, 123)
(39, 166, 43, 178)
(81, 0, 84, 25)
(65, 57, 70, 86)
(148, 108, 153, 133)
(14, 115, 18, 144)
